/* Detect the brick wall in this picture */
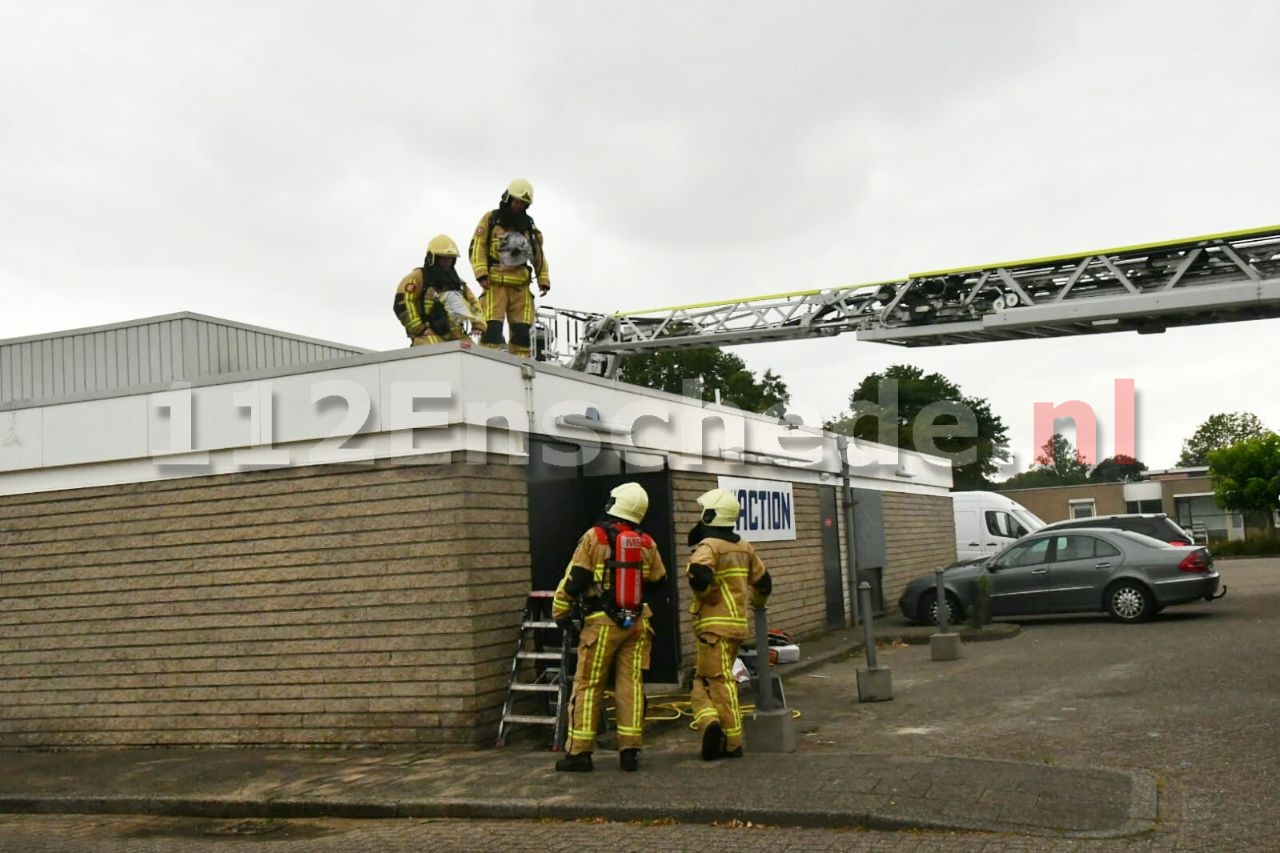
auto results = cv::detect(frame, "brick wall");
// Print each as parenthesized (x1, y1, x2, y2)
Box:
(1003, 483, 1126, 523)
(881, 492, 956, 608)
(0, 457, 529, 749)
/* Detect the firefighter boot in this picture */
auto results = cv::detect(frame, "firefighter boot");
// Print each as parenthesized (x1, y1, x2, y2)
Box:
(620, 748, 640, 772)
(725, 746, 744, 759)
(701, 722, 726, 761)
(555, 752, 594, 773)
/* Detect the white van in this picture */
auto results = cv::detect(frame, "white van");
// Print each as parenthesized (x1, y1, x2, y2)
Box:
(952, 491, 1046, 563)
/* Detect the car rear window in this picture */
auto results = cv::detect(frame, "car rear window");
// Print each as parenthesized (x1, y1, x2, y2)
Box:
(1046, 515, 1194, 543)
(1112, 529, 1174, 549)
(1156, 519, 1195, 541)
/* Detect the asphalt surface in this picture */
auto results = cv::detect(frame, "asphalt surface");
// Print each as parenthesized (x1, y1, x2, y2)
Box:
(0, 558, 1275, 851)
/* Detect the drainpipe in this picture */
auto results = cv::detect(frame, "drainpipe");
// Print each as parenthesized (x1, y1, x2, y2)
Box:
(521, 362, 537, 435)
(837, 434, 860, 626)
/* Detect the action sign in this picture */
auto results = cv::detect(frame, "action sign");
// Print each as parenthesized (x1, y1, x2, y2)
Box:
(717, 476, 796, 542)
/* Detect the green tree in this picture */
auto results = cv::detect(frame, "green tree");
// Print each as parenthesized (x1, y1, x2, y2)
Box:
(1208, 432, 1280, 534)
(1035, 433, 1090, 482)
(825, 364, 1010, 490)
(999, 433, 1090, 489)
(1089, 454, 1148, 483)
(616, 348, 790, 414)
(998, 468, 1066, 490)
(1177, 412, 1271, 467)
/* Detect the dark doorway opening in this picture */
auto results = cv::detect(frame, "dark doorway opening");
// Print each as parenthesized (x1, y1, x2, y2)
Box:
(819, 485, 845, 628)
(527, 437, 682, 683)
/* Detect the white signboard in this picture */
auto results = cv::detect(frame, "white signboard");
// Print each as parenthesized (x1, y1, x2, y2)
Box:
(717, 476, 796, 542)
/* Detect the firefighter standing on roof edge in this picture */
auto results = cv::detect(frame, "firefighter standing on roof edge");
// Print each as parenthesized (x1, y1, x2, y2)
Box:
(552, 483, 666, 773)
(685, 487, 772, 761)
(470, 178, 550, 358)
(393, 234, 488, 345)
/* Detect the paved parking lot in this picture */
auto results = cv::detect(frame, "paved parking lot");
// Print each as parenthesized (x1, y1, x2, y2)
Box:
(0, 557, 1274, 851)
(779, 556, 1279, 851)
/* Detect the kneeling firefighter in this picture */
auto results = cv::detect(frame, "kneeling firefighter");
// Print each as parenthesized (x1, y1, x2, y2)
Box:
(393, 234, 488, 345)
(685, 487, 772, 760)
(552, 482, 667, 773)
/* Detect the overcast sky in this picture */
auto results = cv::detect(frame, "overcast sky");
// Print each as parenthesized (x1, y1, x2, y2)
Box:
(3, 1, 1278, 475)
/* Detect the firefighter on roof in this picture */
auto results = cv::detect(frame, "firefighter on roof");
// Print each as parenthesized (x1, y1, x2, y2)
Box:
(393, 234, 488, 345)
(685, 487, 772, 761)
(469, 178, 550, 358)
(552, 482, 666, 773)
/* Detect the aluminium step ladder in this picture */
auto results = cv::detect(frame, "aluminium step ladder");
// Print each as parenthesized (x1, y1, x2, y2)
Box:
(495, 591, 577, 749)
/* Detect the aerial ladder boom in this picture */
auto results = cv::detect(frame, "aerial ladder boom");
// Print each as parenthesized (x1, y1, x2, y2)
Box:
(534, 225, 1280, 376)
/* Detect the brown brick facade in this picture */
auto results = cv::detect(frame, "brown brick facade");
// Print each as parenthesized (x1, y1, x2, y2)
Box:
(1, 458, 950, 747)
(881, 492, 957, 608)
(0, 457, 529, 749)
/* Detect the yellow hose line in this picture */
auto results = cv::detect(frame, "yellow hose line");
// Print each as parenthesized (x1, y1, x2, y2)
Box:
(597, 690, 801, 724)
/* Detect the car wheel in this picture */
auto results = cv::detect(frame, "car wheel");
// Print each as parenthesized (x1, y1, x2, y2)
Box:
(1105, 581, 1154, 623)
(922, 590, 964, 626)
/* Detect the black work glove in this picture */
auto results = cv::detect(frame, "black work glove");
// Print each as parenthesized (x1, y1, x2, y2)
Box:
(555, 618, 577, 636)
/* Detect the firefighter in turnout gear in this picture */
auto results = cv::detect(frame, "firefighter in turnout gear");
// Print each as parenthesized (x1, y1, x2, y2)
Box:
(469, 178, 550, 358)
(685, 487, 772, 760)
(552, 482, 666, 773)
(393, 234, 488, 345)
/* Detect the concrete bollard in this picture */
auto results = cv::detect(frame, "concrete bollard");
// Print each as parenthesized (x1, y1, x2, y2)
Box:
(742, 602, 796, 752)
(855, 581, 893, 702)
(930, 567, 963, 662)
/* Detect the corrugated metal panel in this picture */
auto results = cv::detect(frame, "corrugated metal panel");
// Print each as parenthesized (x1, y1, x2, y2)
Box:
(1, 313, 366, 407)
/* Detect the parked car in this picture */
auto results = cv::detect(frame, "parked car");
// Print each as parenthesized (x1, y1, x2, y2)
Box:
(899, 527, 1224, 625)
(1040, 513, 1197, 546)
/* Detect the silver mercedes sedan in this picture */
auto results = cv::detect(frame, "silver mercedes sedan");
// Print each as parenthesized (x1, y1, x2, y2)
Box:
(899, 527, 1224, 625)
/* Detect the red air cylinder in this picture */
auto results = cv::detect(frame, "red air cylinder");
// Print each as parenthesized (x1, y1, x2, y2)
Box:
(613, 530, 644, 612)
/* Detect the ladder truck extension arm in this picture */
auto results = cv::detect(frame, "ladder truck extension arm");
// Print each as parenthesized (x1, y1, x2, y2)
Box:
(533, 224, 1280, 376)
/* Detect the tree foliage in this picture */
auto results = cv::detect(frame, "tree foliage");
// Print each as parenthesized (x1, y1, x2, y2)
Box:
(1208, 432, 1280, 519)
(825, 364, 1010, 490)
(1088, 454, 1148, 483)
(1035, 432, 1090, 482)
(1001, 433, 1089, 489)
(1177, 412, 1271, 467)
(616, 348, 789, 414)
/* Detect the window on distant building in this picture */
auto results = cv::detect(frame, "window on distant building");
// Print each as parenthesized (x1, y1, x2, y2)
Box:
(1068, 499, 1096, 519)
(1125, 499, 1163, 513)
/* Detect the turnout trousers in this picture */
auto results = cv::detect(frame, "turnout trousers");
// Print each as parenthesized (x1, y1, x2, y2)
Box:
(479, 283, 535, 357)
(565, 616, 652, 756)
(690, 631, 745, 752)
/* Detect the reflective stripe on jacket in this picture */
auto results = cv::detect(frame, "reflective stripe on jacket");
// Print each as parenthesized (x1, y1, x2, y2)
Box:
(685, 537, 768, 639)
(553, 523, 665, 621)
(393, 268, 484, 339)
(470, 211, 549, 288)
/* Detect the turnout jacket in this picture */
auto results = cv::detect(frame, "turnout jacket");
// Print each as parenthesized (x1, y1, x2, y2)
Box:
(470, 211, 550, 289)
(685, 535, 770, 639)
(552, 522, 666, 623)
(393, 268, 485, 340)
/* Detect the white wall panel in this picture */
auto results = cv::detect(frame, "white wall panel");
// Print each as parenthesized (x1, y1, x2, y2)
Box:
(1, 346, 953, 495)
(0, 409, 43, 471)
(41, 397, 149, 467)
(379, 353, 463, 432)
(272, 364, 384, 445)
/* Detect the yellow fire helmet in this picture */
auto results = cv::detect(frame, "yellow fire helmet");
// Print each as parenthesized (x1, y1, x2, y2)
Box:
(504, 178, 534, 205)
(605, 482, 649, 524)
(697, 488, 740, 527)
(425, 234, 460, 266)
